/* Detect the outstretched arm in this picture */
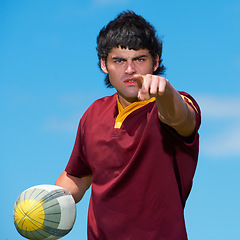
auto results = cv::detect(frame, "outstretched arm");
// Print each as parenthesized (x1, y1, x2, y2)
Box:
(55, 171, 92, 203)
(134, 74, 196, 137)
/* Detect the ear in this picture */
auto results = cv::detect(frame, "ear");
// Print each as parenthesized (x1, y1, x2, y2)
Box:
(100, 58, 108, 74)
(153, 54, 159, 72)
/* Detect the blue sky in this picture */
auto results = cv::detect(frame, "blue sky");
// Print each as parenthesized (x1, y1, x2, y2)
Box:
(1, 0, 240, 239)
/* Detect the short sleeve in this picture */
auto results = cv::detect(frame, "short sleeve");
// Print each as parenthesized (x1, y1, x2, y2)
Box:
(65, 117, 92, 177)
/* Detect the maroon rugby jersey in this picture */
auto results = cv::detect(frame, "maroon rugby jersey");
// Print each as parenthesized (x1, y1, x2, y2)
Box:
(66, 92, 201, 240)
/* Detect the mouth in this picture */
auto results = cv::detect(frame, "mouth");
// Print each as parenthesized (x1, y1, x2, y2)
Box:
(124, 78, 137, 84)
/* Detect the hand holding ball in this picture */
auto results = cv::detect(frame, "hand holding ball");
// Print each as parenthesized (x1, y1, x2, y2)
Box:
(13, 185, 76, 240)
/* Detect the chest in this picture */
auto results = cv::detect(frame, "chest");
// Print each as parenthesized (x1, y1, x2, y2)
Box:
(82, 105, 175, 182)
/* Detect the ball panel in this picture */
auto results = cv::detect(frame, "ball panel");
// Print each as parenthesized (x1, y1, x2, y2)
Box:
(17, 228, 51, 240)
(31, 185, 64, 192)
(57, 194, 76, 229)
(42, 200, 61, 229)
(15, 225, 72, 240)
(14, 199, 45, 231)
(41, 226, 71, 237)
(23, 188, 49, 202)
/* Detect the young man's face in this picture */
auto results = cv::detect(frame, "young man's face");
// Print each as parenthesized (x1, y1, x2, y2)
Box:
(101, 47, 159, 108)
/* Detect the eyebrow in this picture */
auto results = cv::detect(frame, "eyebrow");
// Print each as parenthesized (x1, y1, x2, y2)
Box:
(111, 55, 148, 61)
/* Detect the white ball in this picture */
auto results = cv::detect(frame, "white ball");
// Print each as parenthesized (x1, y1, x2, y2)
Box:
(13, 185, 76, 240)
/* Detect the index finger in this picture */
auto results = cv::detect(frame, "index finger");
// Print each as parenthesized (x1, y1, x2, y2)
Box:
(133, 74, 144, 88)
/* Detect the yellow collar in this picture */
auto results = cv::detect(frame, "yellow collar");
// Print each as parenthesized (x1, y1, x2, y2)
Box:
(114, 95, 155, 129)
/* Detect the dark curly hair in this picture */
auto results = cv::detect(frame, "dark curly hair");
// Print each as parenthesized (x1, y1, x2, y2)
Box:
(97, 11, 166, 88)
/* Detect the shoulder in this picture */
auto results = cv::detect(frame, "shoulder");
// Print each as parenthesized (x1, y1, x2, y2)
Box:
(86, 93, 117, 113)
(80, 93, 117, 123)
(91, 93, 117, 106)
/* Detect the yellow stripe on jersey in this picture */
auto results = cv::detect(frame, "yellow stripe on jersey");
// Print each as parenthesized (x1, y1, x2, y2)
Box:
(115, 96, 155, 129)
(181, 95, 198, 113)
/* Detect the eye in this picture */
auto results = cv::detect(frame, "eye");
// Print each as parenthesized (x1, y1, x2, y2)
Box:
(135, 58, 145, 62)
(113, 58, 125, 64)
(114, 59, 123, 64)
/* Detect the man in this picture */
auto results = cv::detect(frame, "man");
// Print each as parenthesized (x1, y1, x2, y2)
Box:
(56, 11, 201, 240)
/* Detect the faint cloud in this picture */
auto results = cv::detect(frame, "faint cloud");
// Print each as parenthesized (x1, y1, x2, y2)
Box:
(236, 57, 240, 68)
(201, 123, 240, 158)
(35, 34, 61, 48)
(92, 0, 129, 6)
(52, 0, 130, 20)
(197, 94, 240, 118)
(41, 91, 86, 134)
(42, 114, 80, 134)
(230, 1, 240, 15)
(41, 89, 108, 134)
(53, 4, 92, 20)
(197, 94, 240, 158)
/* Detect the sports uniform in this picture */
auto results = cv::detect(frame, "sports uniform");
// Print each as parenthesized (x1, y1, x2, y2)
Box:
(65, 92, 201, 240)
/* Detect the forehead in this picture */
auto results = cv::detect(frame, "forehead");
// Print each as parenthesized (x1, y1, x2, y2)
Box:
(108, 47, 151, 59)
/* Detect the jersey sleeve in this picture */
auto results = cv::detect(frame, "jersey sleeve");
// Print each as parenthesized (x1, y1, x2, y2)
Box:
(65, 116, 92, 177)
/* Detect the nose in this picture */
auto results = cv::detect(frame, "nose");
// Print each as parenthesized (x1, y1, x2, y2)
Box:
(125, 60, 136, 75)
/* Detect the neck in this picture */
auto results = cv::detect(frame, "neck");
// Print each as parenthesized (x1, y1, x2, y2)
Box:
(117, 94, 139, 109)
